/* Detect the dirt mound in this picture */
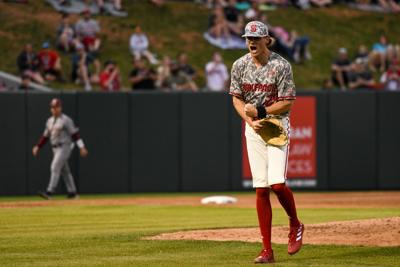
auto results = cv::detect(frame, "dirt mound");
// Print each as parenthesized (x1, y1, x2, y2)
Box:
(147, 217, 400, 247)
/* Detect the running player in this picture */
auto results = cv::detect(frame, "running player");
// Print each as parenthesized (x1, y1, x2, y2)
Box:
(229, 21, 304, 264)
(32, 98, 88, 200)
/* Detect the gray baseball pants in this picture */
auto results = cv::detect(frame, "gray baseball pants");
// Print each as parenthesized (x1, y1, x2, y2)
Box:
(47, 143, 77, 194)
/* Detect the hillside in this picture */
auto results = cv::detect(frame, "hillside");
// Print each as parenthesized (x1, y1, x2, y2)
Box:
(0, 1, 399, 90)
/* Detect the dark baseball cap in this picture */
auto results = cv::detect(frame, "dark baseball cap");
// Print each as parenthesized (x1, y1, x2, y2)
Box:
(242, 21, 269, 38)
(50, 98, 62, 107)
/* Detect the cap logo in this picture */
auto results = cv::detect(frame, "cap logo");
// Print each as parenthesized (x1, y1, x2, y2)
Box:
(250, 24, 257, 32)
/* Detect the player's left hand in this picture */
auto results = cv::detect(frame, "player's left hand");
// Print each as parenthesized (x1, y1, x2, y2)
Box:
(244, 104, 257, 118)
(80, 147, 89, 157)
(250, 119, 264, 133)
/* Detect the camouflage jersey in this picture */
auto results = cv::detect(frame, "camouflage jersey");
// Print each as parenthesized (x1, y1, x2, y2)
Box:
(229, 52, 296, 117)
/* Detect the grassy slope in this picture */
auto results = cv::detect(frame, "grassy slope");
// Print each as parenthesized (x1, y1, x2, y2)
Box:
(0, 1, 399, 90)
(0, 197, 399, 266)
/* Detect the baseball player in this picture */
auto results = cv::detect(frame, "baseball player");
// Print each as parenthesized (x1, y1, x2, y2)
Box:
(230, 21, 304, 264)
(32, 98, 88, 200)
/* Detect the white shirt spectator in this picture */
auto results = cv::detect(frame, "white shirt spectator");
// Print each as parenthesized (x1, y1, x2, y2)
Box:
(205, 52, 229, 91)
(129, 25, 158, 65)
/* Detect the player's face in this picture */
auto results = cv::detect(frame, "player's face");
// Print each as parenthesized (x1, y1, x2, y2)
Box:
(246, 36, 268, 57)
(50, 106, 62, 117)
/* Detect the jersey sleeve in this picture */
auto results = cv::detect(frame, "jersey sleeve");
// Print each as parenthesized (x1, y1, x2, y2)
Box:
(64, 116, 79, 135)
(43, 119, 50, 137)
(276, 63, 296, 101)
(229, 60, 243, 99)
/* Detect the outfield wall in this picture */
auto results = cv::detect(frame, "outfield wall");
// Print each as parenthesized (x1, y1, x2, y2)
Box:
(0, 91, 399, 195)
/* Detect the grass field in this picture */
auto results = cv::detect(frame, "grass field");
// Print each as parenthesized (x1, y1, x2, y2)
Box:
(0, 193, 399, 266)
(0, 1, 399, 90)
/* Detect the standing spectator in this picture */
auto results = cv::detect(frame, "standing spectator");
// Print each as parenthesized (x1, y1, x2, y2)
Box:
(71, 44, 99, 91)
(56, 13, 77, 52)
(129, 59, 157, 90)
(75, 9, 101, 52)
(156, 55, 172, 90)
(348, 58, 375, 90)
(37, 42, 64, 82)
(177, 52, 196, 79)
(205, 52, 229, 91)
(16, 43, 45, 85)
(166, 62, 198, 92)
(331, 47, 352, 90)
(129, 25, 158, 65)
(99, 60, 121, 91)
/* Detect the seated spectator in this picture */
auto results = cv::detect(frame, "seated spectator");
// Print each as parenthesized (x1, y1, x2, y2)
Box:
(166, 62, 198, 92)
(348, 59, 375, 90)
(71, 44, 100, 91)
(273, 27, 311, 63)
(205, 52, 229, 91)
(380, 60, 400, 91)
(150, 0, 165, 6)
(369, 35, 388, 72)
(207, 5, 231, 42)
(18, 74, 33, 90)
(354, 44, 369, 65)
(16, 43, 45, 85)
(99, 60, 121, 91)
(205, 0, 228, 9)
(331, 47, 352, 90)
(129, 25, 158, 65)
(75, 9, 101, 52)
(377, 0, 400, 12)
(156, 55, 172, 90)
(224, 0, 245, 37)
(88, 0, 124, 13)
(56, 12, 77, 52)
(37, 42, 64, 82)
(177, 52, 196, 79)
(129, 59, 157, 90)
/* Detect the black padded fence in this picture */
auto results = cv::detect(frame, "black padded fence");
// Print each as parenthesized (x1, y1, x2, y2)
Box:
(0, 91, 399, 195)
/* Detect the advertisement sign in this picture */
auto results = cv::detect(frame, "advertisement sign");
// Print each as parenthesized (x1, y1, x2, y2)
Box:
(242, 96, 317, 188)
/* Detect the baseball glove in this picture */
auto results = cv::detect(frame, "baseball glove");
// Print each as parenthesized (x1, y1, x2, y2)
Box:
(258, 117, 288, 147)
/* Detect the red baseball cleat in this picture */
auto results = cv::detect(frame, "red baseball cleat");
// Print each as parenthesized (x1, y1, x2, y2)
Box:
(254, 248, 275, 264)
(288, 223, 304, 255)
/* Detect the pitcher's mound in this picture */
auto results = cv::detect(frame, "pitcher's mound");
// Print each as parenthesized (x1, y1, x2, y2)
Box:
(147, 217, 400, 247)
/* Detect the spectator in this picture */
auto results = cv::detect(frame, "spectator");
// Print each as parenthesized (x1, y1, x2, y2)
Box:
(380, 60, 400, 91)
(99, 60, 121, 91)
(18, 74, 33, 90)
(208, 5, 231, 42)
(205, 52, 229, 91)
(348, 58, 375, 90)
(354, 44, 369, 65)
(150, 0, 165, 6)
(205, 0, 228, 9)
(71, 44, 100, 91)
(177, 52, 196, 79)
(129, 25, 158, 65)
(166, 62, 198, 92)
(377, 0, 400, 12)
(331, 47, 352, 90)
(129, 58, 157, 90)
(75, 9, 101, 52)
(274, 29, 311, 63)
(37, 42, 64, 82)
(88, 0, 124, 12)
(369, 35, 388, 72)
(16, 43, 45, 85)
(56, 12, 77, 52)
(224, 0, 245, 37)
(156, 55, 172, 90)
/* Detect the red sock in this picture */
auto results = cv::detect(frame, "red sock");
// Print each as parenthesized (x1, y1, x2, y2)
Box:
(256, 188, 272, 250)
(271, 183, 300, 227)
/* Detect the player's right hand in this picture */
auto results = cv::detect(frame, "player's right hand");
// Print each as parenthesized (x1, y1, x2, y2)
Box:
(250, 120, 263, 133)
(32, 146, 39, 157)
(80, 147, 89, 157)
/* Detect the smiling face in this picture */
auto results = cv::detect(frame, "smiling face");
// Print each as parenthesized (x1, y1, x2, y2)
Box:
(246, 36, 269, 57)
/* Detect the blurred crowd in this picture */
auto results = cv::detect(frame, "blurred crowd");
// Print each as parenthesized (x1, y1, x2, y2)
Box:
(327, 35, 400, 91)
(6, 0, 400, 92)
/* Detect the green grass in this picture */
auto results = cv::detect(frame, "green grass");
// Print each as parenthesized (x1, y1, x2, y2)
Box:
(0, 1, 399, 90)
(0, 195, 399, 266)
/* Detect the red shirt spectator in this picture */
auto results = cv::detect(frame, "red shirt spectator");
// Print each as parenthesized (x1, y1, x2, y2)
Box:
(38, 43, 60, 71)
(99, 60, 121, 91)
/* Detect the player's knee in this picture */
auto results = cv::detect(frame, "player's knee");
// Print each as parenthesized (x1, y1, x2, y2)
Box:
(271, 183, 286, 194)
(256, 188, 270, 199)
